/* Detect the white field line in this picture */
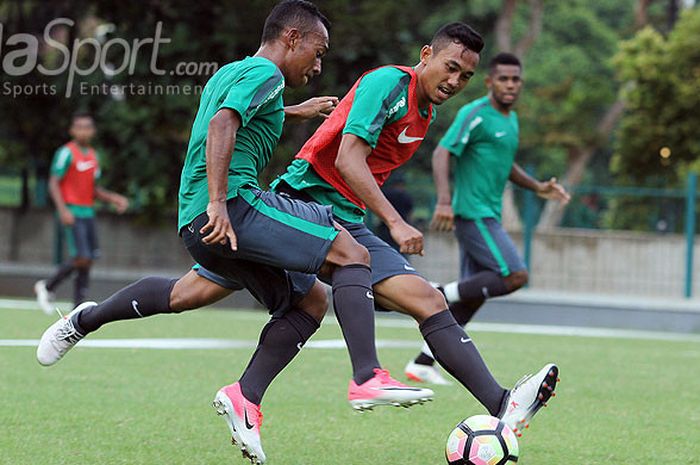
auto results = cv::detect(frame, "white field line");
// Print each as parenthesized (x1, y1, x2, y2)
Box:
(2, 298, 699, 345)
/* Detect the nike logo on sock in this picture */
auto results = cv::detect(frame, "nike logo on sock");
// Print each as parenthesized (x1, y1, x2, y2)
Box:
(460, 337, 472, 344)
(131, 300, 143, 317)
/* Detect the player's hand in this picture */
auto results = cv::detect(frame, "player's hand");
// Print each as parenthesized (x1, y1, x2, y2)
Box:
(111, 194, 129, 214)
(59, 208, 75, 226)
(536, 177, 571, 204)
(201, 200, 237, 251)
(390, 220, 424, 256)
(292, 96, 339, 120)
(431, 203, 454, 231)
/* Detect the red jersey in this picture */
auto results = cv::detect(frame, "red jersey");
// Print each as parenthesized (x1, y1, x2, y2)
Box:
(295, 65, 432, 209)
(59, 141, 99, 207)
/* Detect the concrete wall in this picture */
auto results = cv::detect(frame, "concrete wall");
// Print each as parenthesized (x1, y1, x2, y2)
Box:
(1, 207, 698, 300)
(412, 228, 699, 299)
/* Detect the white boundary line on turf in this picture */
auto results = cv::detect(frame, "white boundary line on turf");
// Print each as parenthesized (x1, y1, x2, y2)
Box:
(3, 298, 699, 344)
(0, 338, 420, 350)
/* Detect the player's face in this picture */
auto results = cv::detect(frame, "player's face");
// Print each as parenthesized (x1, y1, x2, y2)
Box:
(69, 117, 95, 144)
(286, 23, 329, 88)
(419, 42, 479, 105)
(486, 64, 522, 108)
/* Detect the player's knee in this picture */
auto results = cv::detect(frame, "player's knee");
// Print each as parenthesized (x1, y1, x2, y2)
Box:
(505, 270, 528, 291)
(298, 282, 328, 322)
(328, 230, 370, 267)
(169, 285, 199, 313)
(409, 285, 449, 323)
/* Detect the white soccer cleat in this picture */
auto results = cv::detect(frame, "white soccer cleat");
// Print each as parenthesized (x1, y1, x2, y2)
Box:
(404, 360, 452, 385)
(36, 301, 95, 366)
(500, 363, 559, 437)
(348, 368, 434, 411)
(213, 382, 266, 464)
(34, 280, 56, 315)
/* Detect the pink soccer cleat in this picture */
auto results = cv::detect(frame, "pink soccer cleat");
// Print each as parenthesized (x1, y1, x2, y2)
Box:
(212, 383, 266, 464)
(348, 368, 434, 411)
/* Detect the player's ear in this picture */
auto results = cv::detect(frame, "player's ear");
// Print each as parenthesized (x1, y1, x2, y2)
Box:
(285, 28, 302, 51)
(419, 45, 433, 65)
(280, 27, 301, 51)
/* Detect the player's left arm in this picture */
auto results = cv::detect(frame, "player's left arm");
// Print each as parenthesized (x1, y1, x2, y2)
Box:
(335, 134, 424, 255)
(284, 96, 338, 123)
(509, 163, 571, 204)
(95, 186, 129, 213)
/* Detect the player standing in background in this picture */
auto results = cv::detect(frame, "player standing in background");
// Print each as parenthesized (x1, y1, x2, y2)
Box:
(405, 53, 570, 385)
(34, 112, 129, 314)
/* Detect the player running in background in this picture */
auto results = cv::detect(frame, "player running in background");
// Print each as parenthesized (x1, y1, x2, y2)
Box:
(405, 53, 570, 385)
(37, 3, 430, 464)
(34, 112, 129, 314)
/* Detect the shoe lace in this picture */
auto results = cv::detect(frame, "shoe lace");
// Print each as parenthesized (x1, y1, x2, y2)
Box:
(373, 368, 395, 385)
(55, 319, 82, 344)
(512, 373, 532, 393)
(253, 405, 263, 427)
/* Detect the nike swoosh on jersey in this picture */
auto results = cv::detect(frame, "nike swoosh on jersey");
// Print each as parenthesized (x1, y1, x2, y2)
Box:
(397, 126, 424, 144)
(76, 161, 95, 172)
(495, 131, 507, 138)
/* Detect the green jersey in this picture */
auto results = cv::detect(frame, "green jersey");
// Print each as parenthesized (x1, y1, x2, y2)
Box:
(50, 144, 101, 218)
(439, 95, 519, 221)
(178, 56, 285, 231)
(278, 66, 435, 223)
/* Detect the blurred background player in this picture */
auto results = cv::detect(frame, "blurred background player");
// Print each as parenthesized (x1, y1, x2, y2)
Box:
(34, 112, 128, 314)
(405, 53, 570, 385)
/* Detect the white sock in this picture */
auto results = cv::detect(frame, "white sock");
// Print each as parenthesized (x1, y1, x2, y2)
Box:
(443, 281, 460, 303)
(420, 341, 433, 358)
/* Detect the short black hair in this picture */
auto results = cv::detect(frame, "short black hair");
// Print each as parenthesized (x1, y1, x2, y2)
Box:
(488, 52, 521, 74)
(430, 22, 484, 55)
(261, 0, 330, 43)
(71, 111, 93, 124)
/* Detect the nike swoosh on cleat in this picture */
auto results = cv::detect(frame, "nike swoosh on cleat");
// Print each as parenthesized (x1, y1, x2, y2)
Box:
(244, 409, 255, 430)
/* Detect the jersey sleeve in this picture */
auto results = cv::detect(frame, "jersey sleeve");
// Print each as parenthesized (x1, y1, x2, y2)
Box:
(342, 67, 411, 149)
(219, 63, 284, 128)
(50, 146, 72, 179)
(439, 104, 485, 158)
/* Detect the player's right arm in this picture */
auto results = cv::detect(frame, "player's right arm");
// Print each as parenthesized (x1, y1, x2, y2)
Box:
(200, 108, 241, 250)
(48, 146, 74, 226)
(430, 146, 453, 231)
(200, 62, 284, 250)
(431, 104, 483, 231)
(337, 67, 425, 255)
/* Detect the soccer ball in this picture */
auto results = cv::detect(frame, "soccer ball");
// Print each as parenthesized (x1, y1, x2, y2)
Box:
(445, 415, 519, 465)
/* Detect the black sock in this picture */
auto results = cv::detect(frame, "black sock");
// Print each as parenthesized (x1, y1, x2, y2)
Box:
(419, 309, 507, 416)
(458, 271, 508, 300)
(450, 298, 486, 326)
(75, 277, 178, 334)
(331, 264, 380, 385)
(239, 309, 320, 405)
(45, 263, 75, 291)
(73, 267, 90, 306)
(413, 299, 486, 366)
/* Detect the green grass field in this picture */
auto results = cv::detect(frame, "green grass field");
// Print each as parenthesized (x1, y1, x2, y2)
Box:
(1, 305, 700, 464)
